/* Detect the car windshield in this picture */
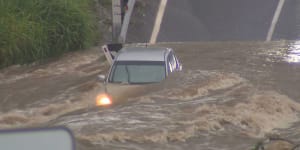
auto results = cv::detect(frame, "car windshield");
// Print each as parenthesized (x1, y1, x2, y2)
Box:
(109, 61, 166, 84)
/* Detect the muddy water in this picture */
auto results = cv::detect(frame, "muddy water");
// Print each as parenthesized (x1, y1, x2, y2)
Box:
(0, 41, 300, 150)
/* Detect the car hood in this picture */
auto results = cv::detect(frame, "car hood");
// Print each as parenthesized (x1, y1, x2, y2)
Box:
(103, 72, 182, 105)
(104, 83, 159, 104)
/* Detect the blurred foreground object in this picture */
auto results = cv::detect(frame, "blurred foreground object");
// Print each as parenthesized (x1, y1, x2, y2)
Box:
(0, 127, 75, 150)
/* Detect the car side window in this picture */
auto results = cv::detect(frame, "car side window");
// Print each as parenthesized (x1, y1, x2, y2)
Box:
(112, 65, 128, 83)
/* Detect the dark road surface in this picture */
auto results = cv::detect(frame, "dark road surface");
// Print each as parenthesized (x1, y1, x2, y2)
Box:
(158, 0, 278, 41)
(128, 0, 299, 42)
(272, 0, 300, 40)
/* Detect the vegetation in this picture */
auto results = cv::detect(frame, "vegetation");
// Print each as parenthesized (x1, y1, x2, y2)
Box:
(0, 0, 99, 68)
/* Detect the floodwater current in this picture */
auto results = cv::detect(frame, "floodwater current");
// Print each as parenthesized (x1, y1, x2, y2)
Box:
(0, 41, 300, 150)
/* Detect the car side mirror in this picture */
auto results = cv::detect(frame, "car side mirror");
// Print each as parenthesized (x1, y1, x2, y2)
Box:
(97, 74, 106, 81)
(0, 127, 75, 150)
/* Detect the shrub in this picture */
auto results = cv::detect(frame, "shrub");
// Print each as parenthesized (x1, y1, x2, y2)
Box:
(0, 0, 98, 67)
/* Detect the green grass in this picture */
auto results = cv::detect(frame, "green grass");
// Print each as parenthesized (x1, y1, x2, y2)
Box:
(0, 0, 99, 68)
(99, 0, 111, 7)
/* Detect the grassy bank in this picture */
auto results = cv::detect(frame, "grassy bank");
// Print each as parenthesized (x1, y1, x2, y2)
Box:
(0, 0, 99, 68)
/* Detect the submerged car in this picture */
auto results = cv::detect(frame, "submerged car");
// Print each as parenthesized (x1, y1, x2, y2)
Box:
(96, 46, 182, 106)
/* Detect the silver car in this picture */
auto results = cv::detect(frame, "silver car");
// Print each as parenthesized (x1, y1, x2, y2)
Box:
(97, 47, 182, 106)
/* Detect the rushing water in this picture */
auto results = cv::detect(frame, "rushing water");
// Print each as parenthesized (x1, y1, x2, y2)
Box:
(0, 42, 300, 150)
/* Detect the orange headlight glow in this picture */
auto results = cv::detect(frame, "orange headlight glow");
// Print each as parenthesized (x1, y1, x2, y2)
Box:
(96, 94, 112, 106)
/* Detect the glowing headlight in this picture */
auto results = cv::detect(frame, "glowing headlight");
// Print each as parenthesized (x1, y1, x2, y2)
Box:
(96, 94, 112, 106)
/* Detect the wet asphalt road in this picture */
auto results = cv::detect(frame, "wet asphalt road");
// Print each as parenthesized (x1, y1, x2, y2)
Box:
(127, 0, 160, 43)
(128, 0, 299, 42)
(158, 0, 278, 41)
(272, 0, 300, 40)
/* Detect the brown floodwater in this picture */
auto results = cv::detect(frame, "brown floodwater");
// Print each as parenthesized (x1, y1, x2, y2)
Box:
(0, 41, 300, 150)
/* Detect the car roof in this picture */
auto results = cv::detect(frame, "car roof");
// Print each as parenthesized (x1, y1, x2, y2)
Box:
(115, 47, 170, 61)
